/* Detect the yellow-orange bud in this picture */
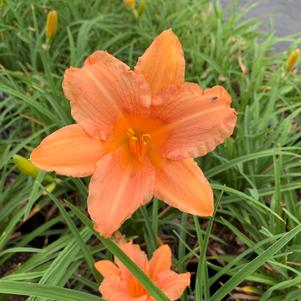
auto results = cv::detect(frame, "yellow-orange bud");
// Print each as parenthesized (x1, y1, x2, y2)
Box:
(46, 10, 58, 39)
(123, 0, 135, 8)
(287, 48, 300, 71)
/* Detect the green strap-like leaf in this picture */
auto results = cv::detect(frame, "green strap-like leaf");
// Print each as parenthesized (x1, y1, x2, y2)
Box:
(210, 224, 301, 301)
(0, 281, 102, 301)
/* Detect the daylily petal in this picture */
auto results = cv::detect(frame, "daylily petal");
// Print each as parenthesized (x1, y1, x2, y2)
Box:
(115, 241, 148, 284)
(87, 146, 155, 237)
(149, 245, 171, 279)
(63, 51, 151, 140)
(115, 241, 148, 273)
(152, 84, 237, 160)
(95, 260, 120, 278)
(135, 29, 185, 97)
(154, 158, 214, 216)
(30, 124, 104, 177)
(156, 270, 190, 301)
(100, 277, 147, 301)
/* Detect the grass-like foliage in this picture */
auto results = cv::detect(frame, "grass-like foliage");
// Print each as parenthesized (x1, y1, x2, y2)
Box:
(1, 0, 301, 300)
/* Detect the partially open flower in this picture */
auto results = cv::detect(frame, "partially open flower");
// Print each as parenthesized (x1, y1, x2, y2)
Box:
(95, 240, 190, 300)
(30, 29, 237, 237)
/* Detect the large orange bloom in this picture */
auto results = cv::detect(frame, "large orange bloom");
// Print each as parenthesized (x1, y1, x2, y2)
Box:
(95, 240, 190, 301)
(31, 29, 237, 237)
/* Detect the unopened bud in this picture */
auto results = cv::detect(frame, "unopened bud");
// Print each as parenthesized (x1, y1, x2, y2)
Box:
(13, 155, 39, 178)
(287, 48, 300, 71)
(46, 10, 58, 39)
(42, 182, 56, 195)
(123, 0, 135, 8)
(137, 0, 145, 16)
(13, 154, 56, 182)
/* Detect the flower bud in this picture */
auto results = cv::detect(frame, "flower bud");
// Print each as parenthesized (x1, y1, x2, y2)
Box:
(13, 155, 39, 178)
(287, 48, 300, 71)
(123, 0, 135, 8)
(46, 10, 58, 39)
(13, 154, 55, 182)
(137, 0, 145, 16)
(42, 182, 56, 195)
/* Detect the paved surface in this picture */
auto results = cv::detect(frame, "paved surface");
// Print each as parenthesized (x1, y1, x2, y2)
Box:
(221, 0, 301, 51)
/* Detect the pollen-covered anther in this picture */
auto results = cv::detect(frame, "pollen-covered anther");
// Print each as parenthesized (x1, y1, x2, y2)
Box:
(126, 128, 151, 161)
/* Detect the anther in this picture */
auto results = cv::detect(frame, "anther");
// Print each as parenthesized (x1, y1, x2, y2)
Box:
(127, 128, 135, 137)
(141, 134, 151, 143)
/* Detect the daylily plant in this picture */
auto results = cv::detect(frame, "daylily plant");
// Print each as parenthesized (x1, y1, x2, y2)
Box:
(95, 240, 190, 300)
(31, 29, 237, 237)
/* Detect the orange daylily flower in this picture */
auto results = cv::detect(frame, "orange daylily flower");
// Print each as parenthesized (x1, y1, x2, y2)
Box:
(95, 240, 190, 301)
(30, 29, 237, 237)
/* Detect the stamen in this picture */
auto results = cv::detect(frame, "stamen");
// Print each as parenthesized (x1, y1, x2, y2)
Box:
(127, 128, 135, 138)
(127, 129, 151, 161)
(129, 136, 138, 154)
(141, 134, 151, 142)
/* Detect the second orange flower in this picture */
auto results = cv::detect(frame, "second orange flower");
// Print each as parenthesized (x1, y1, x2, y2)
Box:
(96, 240, 190, 300)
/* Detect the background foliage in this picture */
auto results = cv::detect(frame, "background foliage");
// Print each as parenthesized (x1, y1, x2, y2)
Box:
(1, 0, 301, 300)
